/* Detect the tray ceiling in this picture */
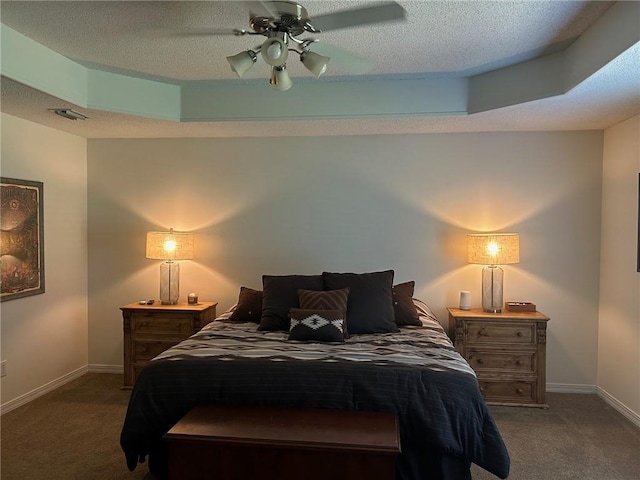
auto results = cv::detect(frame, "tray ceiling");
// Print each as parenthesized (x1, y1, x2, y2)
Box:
(1, 1, 638, 138)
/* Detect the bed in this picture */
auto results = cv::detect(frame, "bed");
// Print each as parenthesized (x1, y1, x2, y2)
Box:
(120, 272, 510, 480)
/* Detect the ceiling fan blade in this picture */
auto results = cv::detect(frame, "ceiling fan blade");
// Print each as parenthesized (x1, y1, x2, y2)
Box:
(144, 27, 247, 38)
(244, 1, 280, 19)
(309, 42, 374, 76)
(310, 1, 407, 32)
(178, 28, 246, 36)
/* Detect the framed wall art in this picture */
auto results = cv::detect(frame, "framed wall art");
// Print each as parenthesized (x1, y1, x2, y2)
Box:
(0, 177, 45, 301)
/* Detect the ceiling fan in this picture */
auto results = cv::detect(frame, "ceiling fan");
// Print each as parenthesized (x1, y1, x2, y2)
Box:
(214, 1, 407, 91)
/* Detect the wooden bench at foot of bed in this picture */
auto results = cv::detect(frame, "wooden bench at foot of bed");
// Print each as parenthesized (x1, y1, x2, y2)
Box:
(163, 405, 401, 480)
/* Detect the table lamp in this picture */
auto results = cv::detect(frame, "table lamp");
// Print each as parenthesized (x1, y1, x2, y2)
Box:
(467, 233, 519, 313)
(146, 229, 194, 305)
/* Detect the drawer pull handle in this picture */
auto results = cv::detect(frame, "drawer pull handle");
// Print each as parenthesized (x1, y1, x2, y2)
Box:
(175, 323, 181, 328)
(140, 322, 149, 327)
(478, 329, 487, 336)
(516, 331, 523, 337)
(477, 358, 484, 364)
(516, 388, 523, 394)
(516, 360, 522, 366)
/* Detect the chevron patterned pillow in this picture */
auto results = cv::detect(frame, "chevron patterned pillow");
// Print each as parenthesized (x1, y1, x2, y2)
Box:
(298, 287, 350, 311)
(288, 308, 346, 343)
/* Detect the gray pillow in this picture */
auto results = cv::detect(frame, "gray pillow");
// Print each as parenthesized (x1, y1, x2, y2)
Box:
(322, 270, 398, 334)
(258, 274, 323, 331)
(228, 286, 262, 323)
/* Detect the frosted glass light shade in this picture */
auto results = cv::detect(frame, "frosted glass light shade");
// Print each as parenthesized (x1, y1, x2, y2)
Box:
(301, 51, 330, 78)
(261, 36, 288, 66)
(226, 51, 257, 78)
(269, 66, 292, 91)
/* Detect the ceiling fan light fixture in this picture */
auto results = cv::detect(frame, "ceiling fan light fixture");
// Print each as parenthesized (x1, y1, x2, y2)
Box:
(220, 1, 408, 91)
(269, 65, 292, 91)
(226, 50, 257, 78)
(301, 50, 330, 78)
(261, 35, 288, 66)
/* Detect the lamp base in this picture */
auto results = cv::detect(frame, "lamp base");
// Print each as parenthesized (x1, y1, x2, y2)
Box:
(482, 265, 504, 313)
(159, 261, 180, 305)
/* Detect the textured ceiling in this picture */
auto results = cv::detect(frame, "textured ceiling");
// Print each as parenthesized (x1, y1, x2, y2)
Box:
(0, 0, 613, 80)
(1, 0, 638, 138)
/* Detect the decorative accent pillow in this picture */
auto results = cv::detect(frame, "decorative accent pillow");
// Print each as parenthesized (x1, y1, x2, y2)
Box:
(228, 286, 263, 323)
(392, 281, 421, 326)
(298, 288, 350, 311)
(322, 270, 398, 334)
(298, 287, 350, 338)
(288, 308, 346, 343)
(258, 275, 324, 331)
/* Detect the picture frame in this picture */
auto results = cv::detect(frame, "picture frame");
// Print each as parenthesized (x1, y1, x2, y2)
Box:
(1, 177, 45, 301)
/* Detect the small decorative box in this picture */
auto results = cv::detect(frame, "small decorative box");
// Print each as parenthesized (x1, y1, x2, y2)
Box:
(505, 302, 536, 312)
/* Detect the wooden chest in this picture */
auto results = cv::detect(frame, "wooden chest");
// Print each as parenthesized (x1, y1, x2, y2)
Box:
(164, 405, 401, 480)
(448, 308, 550, 408)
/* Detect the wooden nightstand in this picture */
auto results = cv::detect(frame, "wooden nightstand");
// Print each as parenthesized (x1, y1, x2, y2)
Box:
(121, 301, 218, 389)
(447, 307, 550, 408)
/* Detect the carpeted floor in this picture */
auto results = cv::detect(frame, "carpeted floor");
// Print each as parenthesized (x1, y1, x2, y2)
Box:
(1, 373, 639, 479)
(470, 392, 640, 480)
(1, 374, 152, 480)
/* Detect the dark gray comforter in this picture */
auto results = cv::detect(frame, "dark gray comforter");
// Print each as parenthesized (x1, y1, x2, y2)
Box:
(120, 306, 510, 480)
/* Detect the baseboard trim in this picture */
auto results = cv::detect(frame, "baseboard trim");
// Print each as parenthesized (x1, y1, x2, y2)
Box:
(546, 383, 597, 394)
(88, 364, 123, 374)
(596, 386, 640, 428)
(0, 365, 88, 416)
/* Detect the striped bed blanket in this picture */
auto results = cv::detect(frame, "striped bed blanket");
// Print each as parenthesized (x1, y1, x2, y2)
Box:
(120, 301, 510, 480)
(154, 303, 476, 373)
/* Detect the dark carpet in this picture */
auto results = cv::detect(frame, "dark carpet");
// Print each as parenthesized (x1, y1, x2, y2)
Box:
(1, 373, 639, 479)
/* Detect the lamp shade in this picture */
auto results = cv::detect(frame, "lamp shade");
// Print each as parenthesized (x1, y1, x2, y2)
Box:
(269, 66, 292, 91)
(301, 51, 330, 78)
(146, 230, 194, 261)
(261, 36, 288, 66)
(467, 233, 519, 265)
(226, 50, 257, 78)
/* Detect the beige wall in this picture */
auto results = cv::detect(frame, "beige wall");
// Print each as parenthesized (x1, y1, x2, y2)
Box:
(598, 115, 640, 419)
(9, 114, 637, 418)
(0, 113, 88, 409)
(88, 132, 604, 391)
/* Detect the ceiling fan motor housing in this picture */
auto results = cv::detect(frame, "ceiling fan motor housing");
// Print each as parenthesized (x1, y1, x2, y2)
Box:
(249, 1, 311, 36)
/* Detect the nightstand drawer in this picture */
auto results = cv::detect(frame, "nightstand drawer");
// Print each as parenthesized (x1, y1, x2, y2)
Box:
(133, 340, 181, 361)
(466, 321, 534, 345)
(467, 349, 536, 373)
(132, 314, 193, 334)
(478, 379, 536, 404)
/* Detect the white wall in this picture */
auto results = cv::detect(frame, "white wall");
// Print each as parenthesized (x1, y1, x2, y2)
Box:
(0, 113, 88, 410)
(87, 132, 604, 391)
(598, 115, 640, 420)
